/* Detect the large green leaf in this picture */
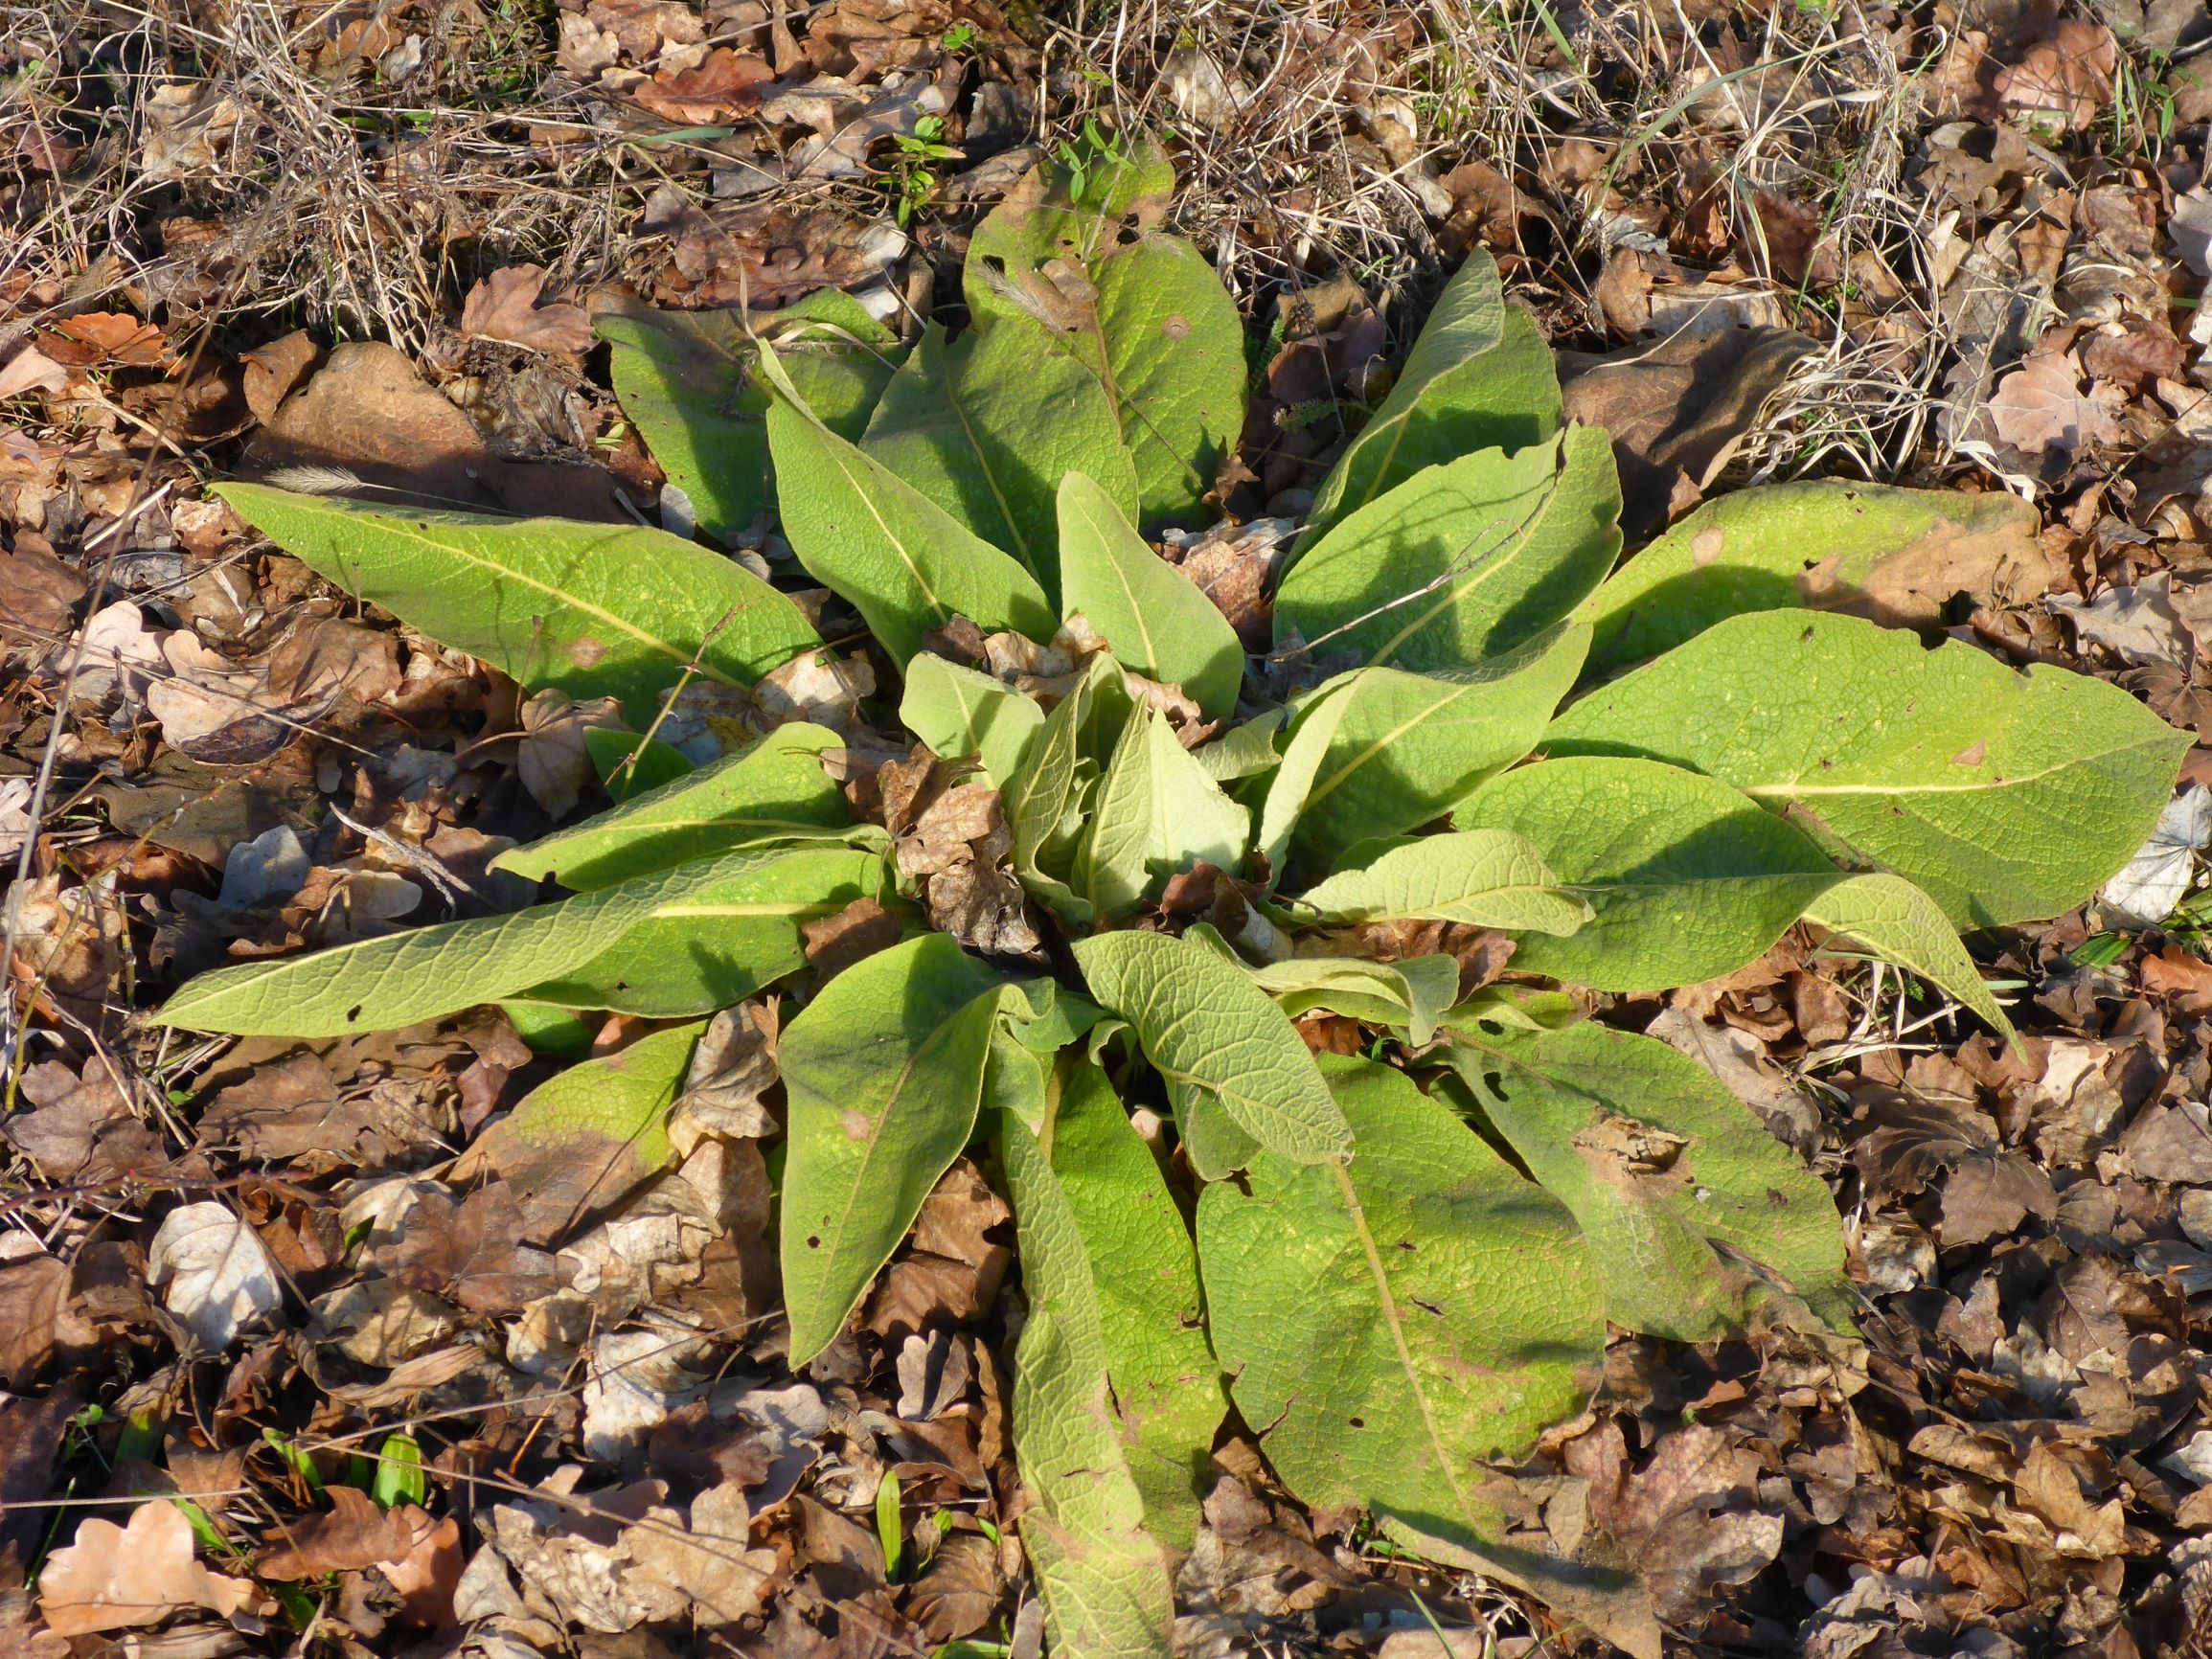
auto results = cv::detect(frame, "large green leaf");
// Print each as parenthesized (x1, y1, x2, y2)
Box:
(1442, 1021, 1855, 1338)
(494, 724, 852, 889)
(900, 654, 1045, 787)
(759, 349, 1055, 667)
(1289, 830, 1590, 936)
(518, 845, 886, 1016)
(1278, 622, 1589, 862)
(1058, 473, 1243, 720)
(1073, 703, 1249, 920)
(1544, 611, 2189, 927)
(1298, 255, 1563, 548)
(859, 325, 1140, 602)
(156, 853, 729, 1036)
(1275, 427, 1620, 672)
(997, 1109, 1176, 1659)
(1579, 479, 2044, 675)
(1453, 757, 2014, 1036)
(781, 935, 1007, 1368)
(1198, 1057, 1603, 1551)
(598, 290, 904, 544)
(1047, 1064, 1220, 1548)
(1187, 925, 1462, 1047)
(965, 138, 1244, 528)
(213, 486, 821, 723)
(1072, 930, 1350, 1179)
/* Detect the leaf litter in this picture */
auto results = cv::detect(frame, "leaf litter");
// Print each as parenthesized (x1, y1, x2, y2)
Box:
(12, 1, 2212, 1656)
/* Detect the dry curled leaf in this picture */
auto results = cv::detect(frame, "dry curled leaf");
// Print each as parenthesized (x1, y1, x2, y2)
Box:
(37, 1500, 264, 1634)
(460, 265, 597, 355)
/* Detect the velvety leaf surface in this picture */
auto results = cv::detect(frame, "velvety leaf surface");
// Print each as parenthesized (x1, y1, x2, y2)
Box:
(1072, 929, 1350, 1176)
(1277, 427, 1619, 672)
(1291, 830, 1589, 935)
(214, 486, 822, 722)
(1058, 473, 1243, 719)
(1454, 758, 2014, 1036)
(518, 845, 886, 1016)
(494, 724, 852, 889)
(860, 325, 1139, 602)
(1282, 622, 1588, 861)
(900, 654, 1045, 787)
(1544, 611, 2189, 926)
(1074, 704, 1249, 920)
(1444, 1021, 1855, 1339)
(780, 935, 1007, 1367)
(1199, 1057, 1604, 1551)
(761, 349, 1055, 666)
(1048, 1064, 1220, 1547)
(998, 1111, 1176, 1658)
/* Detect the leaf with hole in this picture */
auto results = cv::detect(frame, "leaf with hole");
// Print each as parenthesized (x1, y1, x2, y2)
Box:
(1543, 610, 2189, 926)
(494, 724, 852, 889)
(1058, 472, 1243, 720)
(780, 935, 1008, 1368)
(1276, 426, 1619, 672)
(213, 486, 822, 724)
(1198, 1057, 1603, 1553)
(1442, 1021, 1855, 1339)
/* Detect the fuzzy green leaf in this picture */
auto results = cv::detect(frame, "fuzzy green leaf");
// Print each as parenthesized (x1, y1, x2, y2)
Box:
(1443, 1021, 1856, 1338)
(494, 724, 852, 889)
(1072, 930, 1350, 1177)
(1195, 709, 1286, 783)
(156, 852, 754, 1036)
(1074, 703, 1250, 920)
(518, 845, 886, 1016)
(780, 935, 1008, 1368)
(1544, 611, 2189, 926)
(1198, 1057, 1603, 1549)
(1048, 1064, 1221, 1547)
(1453, 757, 2015, 1037)
(998, 1110, 1176, 1659)
(860, 325, 1140, 602)
(598, 291, 903, 543)
(1579, 479, 2044, 674)
(212, 486, 822, 723)
(1276, 427, 1620, 672)
(1058, 473, 1244, 719)
(966, 139, 1244, 528)
(900, 654, 1046, 787)
(1290, 830, 1590, 936)
(760, 349, 1055, 667)
(1007, 653, 1118, 925)
(1298, 256, 1563, 548)
(1277, 622, 1589, 863)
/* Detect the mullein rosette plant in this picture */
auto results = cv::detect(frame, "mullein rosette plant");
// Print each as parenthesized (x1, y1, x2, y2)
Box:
(160, 132, 2185, 1657)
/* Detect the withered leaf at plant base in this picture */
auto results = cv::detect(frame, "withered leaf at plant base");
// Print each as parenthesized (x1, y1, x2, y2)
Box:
(257, 1487, 425, 1579)
(1564, 1420, 1783, 1625)
(1852, 1093, 2059, 1246)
